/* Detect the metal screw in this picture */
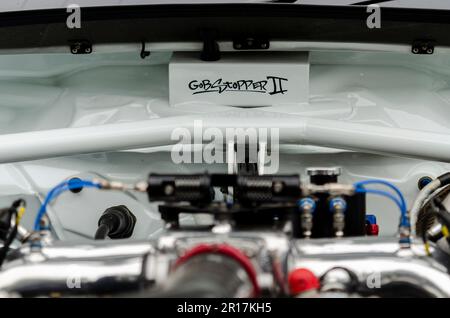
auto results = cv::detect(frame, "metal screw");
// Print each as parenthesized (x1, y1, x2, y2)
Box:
(273, 181, 284, 193)
(164, 184, 175, 196)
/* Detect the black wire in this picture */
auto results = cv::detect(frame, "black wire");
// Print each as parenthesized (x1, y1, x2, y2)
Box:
(95, 223, 111, 240)
(0, 220, 18, 267)
(0, 199, 24, 268)
(432, 197, 447, 212)
(431, 198, 450, 229)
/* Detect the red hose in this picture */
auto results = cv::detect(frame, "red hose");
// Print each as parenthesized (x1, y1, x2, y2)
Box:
(173, 243, 261, 297)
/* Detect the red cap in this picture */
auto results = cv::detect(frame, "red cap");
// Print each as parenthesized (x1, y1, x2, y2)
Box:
(366, 224, 379, 236)
(288, 268, 320, 295)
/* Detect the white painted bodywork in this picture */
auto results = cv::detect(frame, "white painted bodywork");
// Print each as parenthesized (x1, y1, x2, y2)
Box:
(0, 45, 449, 240)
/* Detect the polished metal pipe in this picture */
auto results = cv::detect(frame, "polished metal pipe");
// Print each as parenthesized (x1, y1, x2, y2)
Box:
(0, 241, 154, 295)
(290, 237, 450, 297)
(1, 236, 450, 297)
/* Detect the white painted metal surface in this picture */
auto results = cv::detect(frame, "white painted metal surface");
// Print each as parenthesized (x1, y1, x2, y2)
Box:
(0, 47, 449, 240)
(0, 50, 450, 163)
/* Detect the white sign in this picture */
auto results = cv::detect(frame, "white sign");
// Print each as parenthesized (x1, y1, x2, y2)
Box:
(169, 52, 309, 107)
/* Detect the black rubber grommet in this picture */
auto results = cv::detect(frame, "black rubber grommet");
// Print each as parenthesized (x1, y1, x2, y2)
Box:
(418, 176, 433, 190)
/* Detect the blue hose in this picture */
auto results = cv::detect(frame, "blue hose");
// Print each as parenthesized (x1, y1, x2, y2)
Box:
(34, 179, 101, 232)
(353, 179, 409, 227)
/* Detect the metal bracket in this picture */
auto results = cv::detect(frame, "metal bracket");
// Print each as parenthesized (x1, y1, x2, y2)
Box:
(140, 41, 151, 59)
(412, 40, 435, 55)
(69, 40, 92, 54)
(233, 37, 270, 50)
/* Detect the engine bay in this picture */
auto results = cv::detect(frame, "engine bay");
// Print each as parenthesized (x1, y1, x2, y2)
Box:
(2, 2, 450, 298)
(0, 46, 450, 297)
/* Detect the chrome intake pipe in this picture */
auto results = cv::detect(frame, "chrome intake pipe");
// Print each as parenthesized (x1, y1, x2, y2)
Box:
(290, 237, 450, 297)
(0, 241, 154, 296)
(0, 232, 287, 297)
(0, 235, 449, 297)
